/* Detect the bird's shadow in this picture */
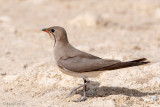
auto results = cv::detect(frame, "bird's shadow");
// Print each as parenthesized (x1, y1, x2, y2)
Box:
(75, 80, 159, 98)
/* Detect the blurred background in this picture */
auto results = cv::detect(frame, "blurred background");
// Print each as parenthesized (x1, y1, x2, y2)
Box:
(0, 0, 160, 106)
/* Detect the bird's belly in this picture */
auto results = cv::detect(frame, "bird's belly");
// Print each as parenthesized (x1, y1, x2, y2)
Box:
(58, 67, 103, 78)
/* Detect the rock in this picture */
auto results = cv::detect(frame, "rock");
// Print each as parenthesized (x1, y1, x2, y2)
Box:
(0, 16, 11, 23)
(69, 12, 103, 27)
(3, 75, 19, 83)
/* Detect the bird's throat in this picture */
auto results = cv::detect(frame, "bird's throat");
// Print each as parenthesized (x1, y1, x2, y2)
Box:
(50, 32, 56, 47)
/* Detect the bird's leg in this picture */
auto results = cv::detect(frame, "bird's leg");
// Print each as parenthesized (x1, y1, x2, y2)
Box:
(73, 78, 90, 102)
(67, 77, 90, 98)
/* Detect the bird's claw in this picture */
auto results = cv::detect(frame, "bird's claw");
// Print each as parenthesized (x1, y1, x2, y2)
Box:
(73, 96, 87, 102)
(66, 88, 77, 98)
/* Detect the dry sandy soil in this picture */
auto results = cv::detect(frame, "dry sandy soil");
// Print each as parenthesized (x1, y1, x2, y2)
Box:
(0, 0, 160, 107)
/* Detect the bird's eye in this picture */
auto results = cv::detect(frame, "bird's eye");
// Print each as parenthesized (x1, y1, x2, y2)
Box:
(51, 29, 55, 32)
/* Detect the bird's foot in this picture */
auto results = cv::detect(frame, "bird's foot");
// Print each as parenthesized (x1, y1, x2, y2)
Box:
(72, 96, 87, 102)
(66, 84, 84, 98)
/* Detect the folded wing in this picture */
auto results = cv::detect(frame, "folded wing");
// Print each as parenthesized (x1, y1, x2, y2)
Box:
(58, 56, 120, 72)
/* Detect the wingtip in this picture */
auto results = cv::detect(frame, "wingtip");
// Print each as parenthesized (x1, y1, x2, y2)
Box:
(138, 61, 150, 66)
(131, 58, 147, 62)
(139, 58, 147, 61)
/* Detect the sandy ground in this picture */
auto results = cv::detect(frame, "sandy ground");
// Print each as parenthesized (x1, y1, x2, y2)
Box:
(0, 0, 160, 107)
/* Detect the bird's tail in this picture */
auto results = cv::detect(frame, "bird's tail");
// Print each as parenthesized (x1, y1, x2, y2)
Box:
(102, 58, 150, 70)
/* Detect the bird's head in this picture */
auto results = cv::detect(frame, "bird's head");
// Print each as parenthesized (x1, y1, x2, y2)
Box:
(42, 26, 68, 46)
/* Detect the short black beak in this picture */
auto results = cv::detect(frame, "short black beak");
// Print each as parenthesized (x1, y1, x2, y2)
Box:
(42, 28, 47, 31)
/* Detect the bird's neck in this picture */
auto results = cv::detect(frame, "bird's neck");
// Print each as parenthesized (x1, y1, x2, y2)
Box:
(53, 40, 71, 62)
(55, 39, 69, 47)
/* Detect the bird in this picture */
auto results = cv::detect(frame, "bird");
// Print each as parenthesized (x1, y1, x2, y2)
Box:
(42, 26, 150, 102)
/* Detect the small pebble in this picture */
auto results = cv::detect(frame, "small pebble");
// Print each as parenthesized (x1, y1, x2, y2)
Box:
(23, 64, 28, 69)
(1, 72, 6, 76)
(5, 51, 11, 55)
(152, 96, 159, 101)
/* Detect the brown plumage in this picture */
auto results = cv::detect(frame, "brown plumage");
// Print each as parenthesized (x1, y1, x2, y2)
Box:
(42, 26, 150, 102)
